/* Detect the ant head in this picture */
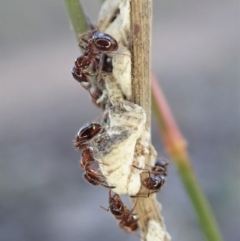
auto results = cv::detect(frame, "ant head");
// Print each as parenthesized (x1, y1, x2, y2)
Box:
(92, 32, 118, 52)
(77, 123, 102, 142)
(152, 175, 165, 189)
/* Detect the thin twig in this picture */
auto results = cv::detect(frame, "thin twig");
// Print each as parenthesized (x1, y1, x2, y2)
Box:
(130, 1, 170, 240)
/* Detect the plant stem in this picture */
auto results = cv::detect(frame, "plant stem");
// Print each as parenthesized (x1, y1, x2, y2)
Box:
(130, 0, 170, 240)
(177, 160, 224, 241)
(63, 0, 88, 41)
(151, 76, 224, 241)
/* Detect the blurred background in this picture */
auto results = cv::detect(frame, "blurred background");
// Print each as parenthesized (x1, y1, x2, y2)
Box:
(0, 0, 239, 240)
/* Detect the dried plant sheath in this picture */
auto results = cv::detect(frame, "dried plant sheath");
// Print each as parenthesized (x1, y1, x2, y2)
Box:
(129, 1, 170, 240)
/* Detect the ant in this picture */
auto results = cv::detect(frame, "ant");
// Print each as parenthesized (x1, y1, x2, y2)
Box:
(131, 159, 168, 197)
(74, 123, 102, 150)
(101, 190, 138, 232)
(72, 30, 118, 84)
(72, 31, 118, 109)
(74, 123, 115, 189)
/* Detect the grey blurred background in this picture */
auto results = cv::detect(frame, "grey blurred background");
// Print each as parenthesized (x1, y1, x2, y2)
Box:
(0, 0, 239, 241)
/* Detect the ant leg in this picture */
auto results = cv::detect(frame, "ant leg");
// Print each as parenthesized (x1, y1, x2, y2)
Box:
(130, 193, 149, 198)
(89, 58, 100, 77)
(100, 190, 112, 211)
(78, 35, 93, 51)
(91, 173, 116, 189)
(99, 181, 116, 189)
(128, 198, 138, 216)
(100, 205, 110, 212)
(131, 165, 152, 198)
(79, 35, 89, 44)
(132, 164, 150, 173)
(78, 42, 87, 51)
(96, 53, 104, 82)
(78, 29, 97, 50)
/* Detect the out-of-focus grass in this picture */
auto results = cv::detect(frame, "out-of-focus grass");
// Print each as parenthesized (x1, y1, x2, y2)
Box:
(151, 75, 223, 241)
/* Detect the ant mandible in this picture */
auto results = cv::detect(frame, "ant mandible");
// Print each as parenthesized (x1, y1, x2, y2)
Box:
(72, 30, 118, 84)
(101, 190, 138, 232)
(131, 159, 168, 197)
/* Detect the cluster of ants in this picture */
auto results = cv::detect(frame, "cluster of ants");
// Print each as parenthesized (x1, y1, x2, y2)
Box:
(73, 121, 168, 232)
(72, 30, 168, 233)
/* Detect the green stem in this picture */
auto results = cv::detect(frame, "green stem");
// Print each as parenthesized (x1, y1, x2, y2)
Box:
(151, 77, 224, 241)
(176, 159, 223, 241)
(63, 0, 88, 41)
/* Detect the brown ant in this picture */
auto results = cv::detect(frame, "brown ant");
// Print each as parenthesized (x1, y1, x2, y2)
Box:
(131, 159, 168, 197)
(72, 30, 118, 84)
(74, 123, 114, 189)
(101, 190, 138, 232)
(71, 30, 119, 109)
